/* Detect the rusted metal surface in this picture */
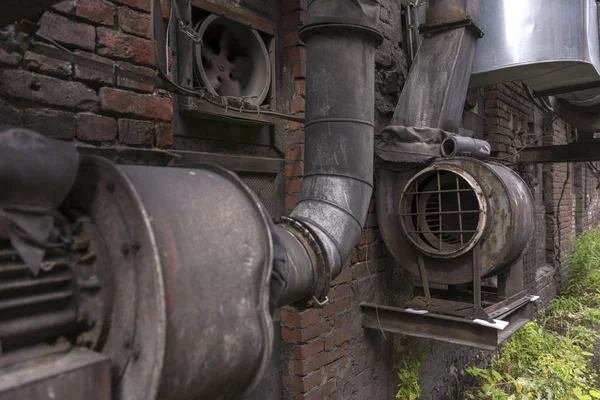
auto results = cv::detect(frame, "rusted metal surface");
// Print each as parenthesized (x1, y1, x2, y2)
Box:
(361, 297, 532, 351)
(378, 157, 535, 285)
(0, 212, 108, 355)
(191, 0, 275, 35)
(0, 348, 111, 400)
(518, 140, 600, 165)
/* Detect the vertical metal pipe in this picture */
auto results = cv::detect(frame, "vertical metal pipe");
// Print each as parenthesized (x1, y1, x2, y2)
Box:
(276, 1, 383, 307)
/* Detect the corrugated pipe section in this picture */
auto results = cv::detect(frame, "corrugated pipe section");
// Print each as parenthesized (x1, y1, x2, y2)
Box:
(274, 0, 383, 307)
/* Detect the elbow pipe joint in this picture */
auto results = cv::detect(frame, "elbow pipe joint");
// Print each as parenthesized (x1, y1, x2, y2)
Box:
(275, 1, 382, 308)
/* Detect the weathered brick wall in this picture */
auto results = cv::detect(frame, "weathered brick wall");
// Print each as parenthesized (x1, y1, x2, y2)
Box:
(0, 0, 174, 147)
(483, 82, 600, 307)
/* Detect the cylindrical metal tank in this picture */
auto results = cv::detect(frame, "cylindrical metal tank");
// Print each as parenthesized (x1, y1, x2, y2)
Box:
(379, 158, 534, 285)
(68, 156, 274, 400)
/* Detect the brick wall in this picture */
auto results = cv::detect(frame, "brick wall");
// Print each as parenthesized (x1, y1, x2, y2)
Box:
(483, 82, 600, 307)
(0, 0, 173, 148)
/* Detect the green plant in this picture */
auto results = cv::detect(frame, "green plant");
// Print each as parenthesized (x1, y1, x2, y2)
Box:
(395, 339, 428, 400)
(464, 228, 600, 400)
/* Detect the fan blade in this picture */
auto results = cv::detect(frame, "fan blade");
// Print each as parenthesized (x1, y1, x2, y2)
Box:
(219, 30, 229, 57)
(219, 79, 243, 97)
(201, 46, 216, 70)
(230, 56, 251, 80)
(204, 69, 222, 91)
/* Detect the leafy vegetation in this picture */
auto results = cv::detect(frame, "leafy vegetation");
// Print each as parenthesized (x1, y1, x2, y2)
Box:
(464, 228, 600, 400)
(395, 339, 428, 400)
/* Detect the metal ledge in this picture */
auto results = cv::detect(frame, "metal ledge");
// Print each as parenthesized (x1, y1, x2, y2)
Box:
(361, 298, 533, 351)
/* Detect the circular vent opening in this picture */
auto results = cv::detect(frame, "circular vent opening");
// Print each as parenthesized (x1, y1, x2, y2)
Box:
(399, 166, 487, 258)
(194, 15, 271, 106)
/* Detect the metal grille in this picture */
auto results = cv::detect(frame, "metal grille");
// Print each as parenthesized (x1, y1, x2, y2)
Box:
(237, 172, 284, 218)
(400, 168, 485, 258)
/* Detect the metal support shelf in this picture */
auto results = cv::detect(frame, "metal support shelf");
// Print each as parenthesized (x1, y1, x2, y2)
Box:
(361, 295, 533, 351)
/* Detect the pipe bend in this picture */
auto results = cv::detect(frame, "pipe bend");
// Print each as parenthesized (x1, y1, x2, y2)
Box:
(275, 0, 381, 307)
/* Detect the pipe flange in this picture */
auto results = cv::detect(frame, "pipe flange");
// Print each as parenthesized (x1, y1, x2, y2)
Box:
(280, 216, 330, 308)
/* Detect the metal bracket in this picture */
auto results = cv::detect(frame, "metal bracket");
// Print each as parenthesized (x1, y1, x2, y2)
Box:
(419, 16, 484, 38)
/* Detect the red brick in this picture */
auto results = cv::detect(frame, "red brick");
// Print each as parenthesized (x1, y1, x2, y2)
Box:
(97, 27, 154, 66)
(289, 120, 305, 129)
(53, 0, 74, 13)
(294, 351, 335, 375)
(118, 118, 153, 145)
(24, 108, 75, 140)
(292, 338, 324, 359)
(293, 62, 306, 79)
(322, 298, 351, 318)
(100, 88, 173, 121)
(76, 0, 115, 26)
(118, 7, 151, 38)
(325, 356, 351, 380)
(287, 47, 306, 63)
(282, 323, 330, 343)
(331, 269, 352, 285)
(283, 12, 304, 29)
(328, 391, 343, 400)
(291, 97, 305, 114)
(287, 178, 303, 194)
(295, 80, 306, 97)
(76, 113, 117, 141)
(38, 12, 96, 51)
(358, 229, 374, 246)
(73, 51, 114, 84)
(334, 341, 351, 359)
(324, 331, 351, 351)
(155, 122, 172, 148)
(282, 309, 320, 328)
(286, 162, 304, 177)
(113, 0, 150, 12)
(0, 48, 22, 66)
(286, 194, 300, 210)
(284, 31, 301, 47)
(287, 129, 305, 145)
(282, 370, 322, 393)
(0, 70, 98, 110)
(116, 62, 155, 92)
(334, 313, 351, 329)
(24, 48, 72, 77)
(333, 284, 351, 300)
(281, 0, 306, 12)
(286, 144, 304, 161)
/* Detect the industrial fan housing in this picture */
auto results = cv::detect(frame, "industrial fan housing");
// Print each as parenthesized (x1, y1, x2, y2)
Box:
(193, 14, 271, 106)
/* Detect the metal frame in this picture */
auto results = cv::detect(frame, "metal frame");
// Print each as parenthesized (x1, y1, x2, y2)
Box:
(361, 254, 534, 350)
(518, 141, 600, 164)
(177, 0, 278, 125)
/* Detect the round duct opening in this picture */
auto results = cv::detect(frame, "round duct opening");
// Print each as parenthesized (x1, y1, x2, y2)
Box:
(193, 15, 271, 106)
(399, 166, 488, 259)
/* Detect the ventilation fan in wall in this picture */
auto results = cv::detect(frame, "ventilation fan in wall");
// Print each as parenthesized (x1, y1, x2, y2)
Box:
(193, 14, 271, 106)
(365, 157, 538, 350)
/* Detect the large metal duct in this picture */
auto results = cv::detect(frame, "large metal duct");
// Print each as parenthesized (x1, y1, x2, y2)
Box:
(274, 0, 383, 307)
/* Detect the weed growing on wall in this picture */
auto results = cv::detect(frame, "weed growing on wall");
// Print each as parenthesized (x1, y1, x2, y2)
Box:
(395, 338, 428, 400)
(464, 228, 600, 400)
